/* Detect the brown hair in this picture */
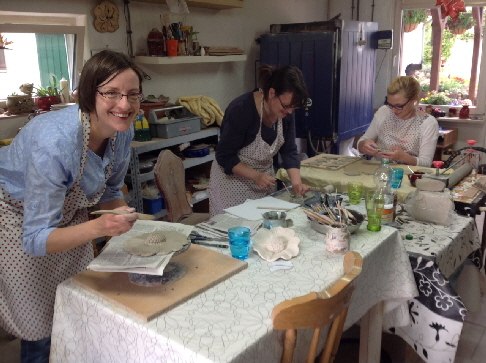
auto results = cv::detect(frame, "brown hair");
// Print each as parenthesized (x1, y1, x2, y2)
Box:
(77, 50, 144, 113)
(387, 76, 421, 101)
(258, 64, 309, 108)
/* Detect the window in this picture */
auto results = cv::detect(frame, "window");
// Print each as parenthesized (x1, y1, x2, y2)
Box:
(0, 11, 85, 100)
(395, 1, 486, 108)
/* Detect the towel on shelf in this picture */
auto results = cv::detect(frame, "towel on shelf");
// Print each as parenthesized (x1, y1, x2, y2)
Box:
(177, 95, 224, 126)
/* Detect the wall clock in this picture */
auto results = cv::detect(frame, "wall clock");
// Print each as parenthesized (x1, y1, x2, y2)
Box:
(93, 0, 120, 33)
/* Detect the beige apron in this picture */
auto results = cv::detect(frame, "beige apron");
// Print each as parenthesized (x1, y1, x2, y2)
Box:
(0, 111, 116, 340)
(209, 99, 285, 216)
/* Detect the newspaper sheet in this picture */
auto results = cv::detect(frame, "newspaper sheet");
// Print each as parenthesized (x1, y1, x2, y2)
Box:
(88, 220, 194, 275)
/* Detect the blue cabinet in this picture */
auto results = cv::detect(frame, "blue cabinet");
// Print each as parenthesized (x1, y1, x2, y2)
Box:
(259, 20, 378, 149)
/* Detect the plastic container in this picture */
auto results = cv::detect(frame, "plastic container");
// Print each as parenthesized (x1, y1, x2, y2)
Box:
(143, 197, 165, 214)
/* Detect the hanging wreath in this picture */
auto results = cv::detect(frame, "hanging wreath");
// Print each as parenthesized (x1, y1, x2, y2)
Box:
(92, 0, 120, 33)
(436, 0, 466, 20)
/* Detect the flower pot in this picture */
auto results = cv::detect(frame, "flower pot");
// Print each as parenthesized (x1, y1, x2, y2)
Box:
(403, 23, 418, 32)
(449, 27, 467, 35)
(6, 95, 35, 114)
(35, 96, 61, 111)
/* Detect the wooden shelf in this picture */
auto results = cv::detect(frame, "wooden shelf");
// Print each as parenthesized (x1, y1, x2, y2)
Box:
(187, 0, 243, 9)
(134, 0, 243, 9)
(134, 54, 246, 65)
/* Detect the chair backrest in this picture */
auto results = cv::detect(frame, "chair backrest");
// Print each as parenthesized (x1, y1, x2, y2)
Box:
(272, 251, 363, 363)
(154, 149, 192, 222)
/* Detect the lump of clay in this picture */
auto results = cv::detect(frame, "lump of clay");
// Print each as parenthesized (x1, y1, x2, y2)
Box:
(124, 230, 189, 257)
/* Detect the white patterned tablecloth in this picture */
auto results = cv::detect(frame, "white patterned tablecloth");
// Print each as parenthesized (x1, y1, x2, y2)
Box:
(51, 208, 418, 363)
(348, 198, 482, 362)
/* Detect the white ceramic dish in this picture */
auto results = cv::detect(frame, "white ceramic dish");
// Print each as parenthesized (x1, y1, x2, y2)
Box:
(252, 227, 300, 262)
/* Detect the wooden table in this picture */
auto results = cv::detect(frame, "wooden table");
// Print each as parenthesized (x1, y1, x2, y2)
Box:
(276, 154, 439, 203)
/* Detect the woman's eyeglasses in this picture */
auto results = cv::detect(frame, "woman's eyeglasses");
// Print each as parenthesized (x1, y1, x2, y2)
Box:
(97, 90, 143, 103)
(384, 97, 410, 111)
(277, 96, 300, 111)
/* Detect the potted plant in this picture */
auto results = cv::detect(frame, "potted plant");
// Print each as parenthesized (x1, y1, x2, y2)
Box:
(34, 75, 62, 111)
(403, 9, 428, 32)
(420, 91, 452, 105)
(0, 33, 13, 49)
(446, 12, 474, 35)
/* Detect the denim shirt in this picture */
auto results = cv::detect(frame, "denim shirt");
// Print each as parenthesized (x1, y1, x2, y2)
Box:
(0, 105, 133, 255)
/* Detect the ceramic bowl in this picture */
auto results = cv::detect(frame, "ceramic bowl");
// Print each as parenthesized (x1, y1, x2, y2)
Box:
(252, 227, 300, 262)
(309, 209, 364, 235)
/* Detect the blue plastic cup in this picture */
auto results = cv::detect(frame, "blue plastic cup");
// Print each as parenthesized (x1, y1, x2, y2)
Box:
(391, 168, 404, 189)
(228, 226, 251, 260)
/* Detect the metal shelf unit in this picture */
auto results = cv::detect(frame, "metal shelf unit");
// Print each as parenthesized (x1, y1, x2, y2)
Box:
(128, 127, 220, 214)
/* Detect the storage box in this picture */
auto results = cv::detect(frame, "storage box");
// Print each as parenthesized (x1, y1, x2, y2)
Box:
(149, 106, 201, 138)
(143, 197, 165, 214)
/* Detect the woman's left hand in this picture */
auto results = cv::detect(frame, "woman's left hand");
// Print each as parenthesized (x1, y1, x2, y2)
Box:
(379, 146, 404, 163)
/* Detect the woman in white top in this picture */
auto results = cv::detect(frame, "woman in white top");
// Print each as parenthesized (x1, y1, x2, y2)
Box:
(358, 76, 439, 167)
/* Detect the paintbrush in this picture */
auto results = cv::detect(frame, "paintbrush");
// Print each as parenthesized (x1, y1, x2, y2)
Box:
(90, 210, 156, 220)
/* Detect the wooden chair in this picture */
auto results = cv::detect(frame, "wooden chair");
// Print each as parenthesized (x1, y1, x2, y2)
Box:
(154, 149, 209, 225)
(272, 251, 363, 363)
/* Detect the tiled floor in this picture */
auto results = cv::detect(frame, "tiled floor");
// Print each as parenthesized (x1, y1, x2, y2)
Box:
(1, 293, 485, 362)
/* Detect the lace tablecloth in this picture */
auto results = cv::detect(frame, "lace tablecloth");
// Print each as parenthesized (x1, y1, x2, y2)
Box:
(51, 208, 417, 363)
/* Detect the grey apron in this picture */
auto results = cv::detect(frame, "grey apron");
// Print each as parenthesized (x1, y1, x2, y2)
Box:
(209, 98, 285, 216)
(0, 111, 115, 340)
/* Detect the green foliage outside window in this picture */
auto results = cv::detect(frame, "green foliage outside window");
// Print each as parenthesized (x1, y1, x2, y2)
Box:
(403, 9, 428, 25)
(446, 12, 475, 33)
(423, 26, 455, 65)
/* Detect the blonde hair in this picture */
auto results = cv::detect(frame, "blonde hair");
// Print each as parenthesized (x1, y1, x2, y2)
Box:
(387, 76, 421, 101)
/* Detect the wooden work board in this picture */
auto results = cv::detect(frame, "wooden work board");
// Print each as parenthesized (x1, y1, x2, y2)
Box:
(72, 244, 247, 322)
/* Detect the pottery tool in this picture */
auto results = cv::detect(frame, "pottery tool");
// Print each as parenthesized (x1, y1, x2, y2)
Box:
(90, 210, 156, 220)
(191, 240, 229, 249)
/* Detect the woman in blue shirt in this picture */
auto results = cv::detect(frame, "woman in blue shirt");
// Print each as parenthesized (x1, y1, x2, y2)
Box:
(0, 50, 142, 362)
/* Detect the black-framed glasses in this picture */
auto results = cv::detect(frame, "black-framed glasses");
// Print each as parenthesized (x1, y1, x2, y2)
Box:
(277, 96, 300, 111)
(97, 90, 143, 103)
(384, 97, 410, 111)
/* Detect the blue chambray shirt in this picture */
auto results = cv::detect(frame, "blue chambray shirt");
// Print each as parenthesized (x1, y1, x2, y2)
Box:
(0, 105, 134, 256)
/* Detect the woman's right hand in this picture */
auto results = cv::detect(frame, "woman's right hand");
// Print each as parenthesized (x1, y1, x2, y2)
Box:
(360, 139, 380, 156)
(253, 172, 276, 190)
(96, 208, 138, 237)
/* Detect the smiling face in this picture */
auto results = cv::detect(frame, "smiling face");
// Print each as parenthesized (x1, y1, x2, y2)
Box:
(91, 68, 141, 138)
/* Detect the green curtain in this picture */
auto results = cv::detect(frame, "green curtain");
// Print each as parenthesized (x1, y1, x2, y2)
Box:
(35, 34, 69, 88)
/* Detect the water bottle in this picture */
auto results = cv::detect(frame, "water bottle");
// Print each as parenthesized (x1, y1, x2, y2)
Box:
(373, 158, 395, 225)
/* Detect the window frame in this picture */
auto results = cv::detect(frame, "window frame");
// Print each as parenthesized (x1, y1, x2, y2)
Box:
(0, 11, 86, 101)
(393, 0, 486, 112)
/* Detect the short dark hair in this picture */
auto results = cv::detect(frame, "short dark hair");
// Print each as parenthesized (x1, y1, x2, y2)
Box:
(258, 64, 309, 108)
(404, 63, 422, 76)
(77, 50, 144, 113)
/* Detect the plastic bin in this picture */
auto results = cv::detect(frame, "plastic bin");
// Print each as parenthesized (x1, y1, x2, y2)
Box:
(143, 197, 165, 214)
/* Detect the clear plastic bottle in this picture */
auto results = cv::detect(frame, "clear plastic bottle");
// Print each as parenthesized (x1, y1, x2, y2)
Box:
(373, 158, 395, 225)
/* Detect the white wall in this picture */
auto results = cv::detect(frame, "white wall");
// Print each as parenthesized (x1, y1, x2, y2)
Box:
(0, 0, 327, 110)
(328, 0, 396, 110)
